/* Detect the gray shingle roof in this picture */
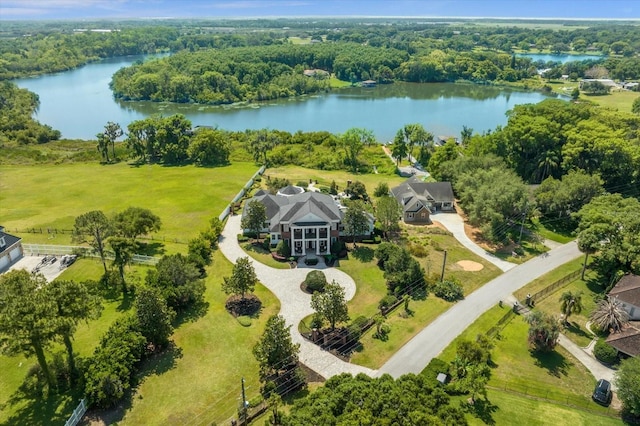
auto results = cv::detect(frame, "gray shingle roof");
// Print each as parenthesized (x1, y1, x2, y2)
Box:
(391, 178, 454, 213)
(0, 230, 21, 255)
(609, 274, 640, 308)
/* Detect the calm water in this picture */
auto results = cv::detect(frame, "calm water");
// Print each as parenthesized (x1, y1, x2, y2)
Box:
(15, 55, 554, 141)
(516, 53, 604, 64)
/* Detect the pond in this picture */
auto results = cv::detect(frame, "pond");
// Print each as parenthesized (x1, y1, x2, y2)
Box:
(15, 54, 557, 141)
(516, 53, 604, 64)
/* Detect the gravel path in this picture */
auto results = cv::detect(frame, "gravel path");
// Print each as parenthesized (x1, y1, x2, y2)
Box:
(219, 215, 377, 379)
(431, 212, 516, 272)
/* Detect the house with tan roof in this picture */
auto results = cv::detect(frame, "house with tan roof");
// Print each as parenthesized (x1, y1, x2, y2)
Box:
(606, 274, 640, 357)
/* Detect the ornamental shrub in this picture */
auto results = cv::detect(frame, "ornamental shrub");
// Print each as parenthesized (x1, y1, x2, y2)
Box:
(305, 270, 327, 293)
(433, 279, 464, 302)
(378, 295, 398, 312)
(276, 240, 291, 257)
(593, 338, 618, 365)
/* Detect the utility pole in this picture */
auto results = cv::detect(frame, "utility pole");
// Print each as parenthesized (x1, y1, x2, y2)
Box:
(440, 250, 447, 282)
(518, 203, 529, 245)
(240, 377, 248, 422)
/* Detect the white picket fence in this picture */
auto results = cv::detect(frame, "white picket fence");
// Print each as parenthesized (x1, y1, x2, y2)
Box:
(65, 398, 87, 426)
(22, 244, 159, 265)
(218, 164, 266, 222)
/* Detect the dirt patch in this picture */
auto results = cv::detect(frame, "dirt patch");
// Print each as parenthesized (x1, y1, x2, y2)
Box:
(456, 260, 484, 272)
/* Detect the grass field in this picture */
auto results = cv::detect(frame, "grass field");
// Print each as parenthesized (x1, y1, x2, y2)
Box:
(0, 251, 280, 426)
(336, 224, 501, 368)
(436, 303, 620, 424)
(584, 90, 640, 113)
(0, 162, 258, 251)
(263, 163, 405, 195)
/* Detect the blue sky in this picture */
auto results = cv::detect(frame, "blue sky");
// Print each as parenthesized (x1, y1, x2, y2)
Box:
(1, 0, 638, 20)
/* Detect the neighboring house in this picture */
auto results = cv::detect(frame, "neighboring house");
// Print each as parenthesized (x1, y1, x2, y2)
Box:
(0, 226, 24, 272)
(606, 321, 640, 358)
(242, 189, 373, 256)
(579, 79, 618, 89)
(434, 135, 460, 146)
(391, 177, 455, 224)
(606, 274, 640, 357)
(361, 80, 377, 87)
(608, 274, 640, 320)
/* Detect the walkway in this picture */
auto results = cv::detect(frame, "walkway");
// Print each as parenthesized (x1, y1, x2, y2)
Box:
(557, 334, 617, 390)
(378, 241, 582, 378)
(219, 215, 377, 379)
(431, 212, 516, 272)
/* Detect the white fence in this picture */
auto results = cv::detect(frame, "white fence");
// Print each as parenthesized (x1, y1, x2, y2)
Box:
(22, 244, 159, 265)
(218, 165, 266, 222)
(65, 398, 87, 426)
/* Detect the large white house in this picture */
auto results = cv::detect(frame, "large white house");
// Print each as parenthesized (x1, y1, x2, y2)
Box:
(242, 189, 373, 256)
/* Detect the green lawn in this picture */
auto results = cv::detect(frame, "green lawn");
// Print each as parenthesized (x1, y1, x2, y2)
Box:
(117, 250, 280, 425)
(337, 227, 501, 369)
(263, 162, 405, 196)
(435, 303, 620, 423)
(0, 250, 280, 426)
(0, 161, 258, 252)
(583, 90, 640, 114)
(514, 257, 585, 302)
(241, 241, 292, 270)
(458, 389, 622, 426)
(530, 218, 576, 244)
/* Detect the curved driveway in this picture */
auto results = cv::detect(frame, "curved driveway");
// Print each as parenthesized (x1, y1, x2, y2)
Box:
(219, 215, 377, 379)
(431, 212, 516, 272)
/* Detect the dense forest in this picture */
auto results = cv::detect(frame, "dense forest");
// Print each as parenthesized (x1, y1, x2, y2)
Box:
(0, 82, 60, 145)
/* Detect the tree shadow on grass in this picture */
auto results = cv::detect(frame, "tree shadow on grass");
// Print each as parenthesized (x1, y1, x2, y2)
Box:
(136, 241, 166, 257)
(565, 321, 593, 342)
(351, 246, 374, 262)
(117, 291, 134, 312)
(463, 398, 498, 425)
(3, 375, 81, 426)
(530, 349, 569, 378)
(174, 299, 210, 325)
(82, 343, 184, 426)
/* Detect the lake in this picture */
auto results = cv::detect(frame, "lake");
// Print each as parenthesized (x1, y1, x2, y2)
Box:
(15, 54, 555, 141)
(516, 53, 604, 64)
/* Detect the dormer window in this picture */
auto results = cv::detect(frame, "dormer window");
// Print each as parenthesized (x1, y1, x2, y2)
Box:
(0, 236, 5, 248)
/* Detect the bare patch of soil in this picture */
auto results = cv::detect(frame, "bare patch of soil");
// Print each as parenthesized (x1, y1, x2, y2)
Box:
(456, 260, 484, 271)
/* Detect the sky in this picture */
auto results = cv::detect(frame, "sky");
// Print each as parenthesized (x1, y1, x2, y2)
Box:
(1, 0, 639, 21)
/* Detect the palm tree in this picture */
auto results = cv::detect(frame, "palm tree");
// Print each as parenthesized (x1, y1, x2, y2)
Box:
(559, 291, 584, 324)
(590, 297, 630, 333)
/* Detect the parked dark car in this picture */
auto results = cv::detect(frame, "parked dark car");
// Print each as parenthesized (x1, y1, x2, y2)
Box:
(592, 379, 612, 406)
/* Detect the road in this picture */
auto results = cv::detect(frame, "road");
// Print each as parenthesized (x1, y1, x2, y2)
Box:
(378, 241, 582, 378)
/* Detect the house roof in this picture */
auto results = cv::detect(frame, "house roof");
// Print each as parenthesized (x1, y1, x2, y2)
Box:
(606, 321, 640, 357)
(609, 274, 640, 307)
(245, 192, 343, 232)
(277, 185, 305, 196)
(390, 178, 454, 213)
(0, 230, 21, 255)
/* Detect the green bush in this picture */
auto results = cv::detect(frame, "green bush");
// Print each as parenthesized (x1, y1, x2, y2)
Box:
(237, 234, 249, 242)
(593, 338, 618, 364)
(275, 239, 291, 257)
(408, 242, 429, 258)
(296, 180, 308, 188)
(348, 315, 369, 340)
(237, 316, 252, 327)
(422, 357, 450, 385)
(432, 280, 464, 302)
(305, 270, 327, 292)
(373, 182, 390, 197)
(379, 295, 398, 312)
(331, 240, 345, 255)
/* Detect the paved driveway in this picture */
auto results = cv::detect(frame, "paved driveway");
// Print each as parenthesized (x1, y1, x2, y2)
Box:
(431, 212, 516, 272)
(378, 241, 582, 378)
(219, 215, 377, 379)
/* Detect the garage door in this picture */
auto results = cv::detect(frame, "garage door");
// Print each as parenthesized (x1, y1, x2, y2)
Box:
(9, 246, 22, 262)
(0, 255, 8, 271)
